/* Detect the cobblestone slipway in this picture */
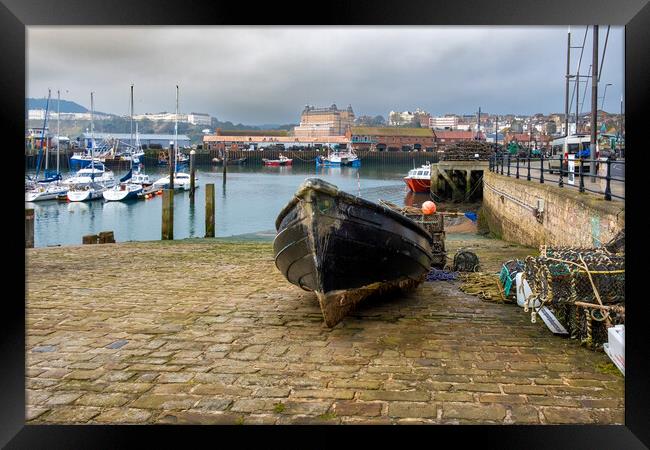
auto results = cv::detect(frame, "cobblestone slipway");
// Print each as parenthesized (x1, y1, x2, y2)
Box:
(26, 237, 623, 424)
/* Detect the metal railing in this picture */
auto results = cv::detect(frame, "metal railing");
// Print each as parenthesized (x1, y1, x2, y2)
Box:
(488, 152, 624, 201)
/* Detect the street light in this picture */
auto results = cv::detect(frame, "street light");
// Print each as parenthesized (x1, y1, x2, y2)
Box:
(600, 83, 613, 111)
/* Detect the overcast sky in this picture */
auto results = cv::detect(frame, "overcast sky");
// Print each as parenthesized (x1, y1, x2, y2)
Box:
(27, 26, 624, 124)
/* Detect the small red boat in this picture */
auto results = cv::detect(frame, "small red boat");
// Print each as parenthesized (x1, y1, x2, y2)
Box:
(404, 163, 432, 193)
(263, 154, 293, 166)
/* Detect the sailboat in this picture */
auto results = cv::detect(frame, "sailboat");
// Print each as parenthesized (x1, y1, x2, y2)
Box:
(152, 85, 195, 191)
(67, 92, 110, 202)
(104, 85, 145, 202)
(26, 89, 69, 202)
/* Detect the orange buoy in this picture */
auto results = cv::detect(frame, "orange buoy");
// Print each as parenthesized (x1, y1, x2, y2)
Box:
(422, 200, 437, 215)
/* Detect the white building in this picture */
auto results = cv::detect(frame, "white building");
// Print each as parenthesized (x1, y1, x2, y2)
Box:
(78, 132, 191, 149)
(132, 112, 189, 123)
(187, 113, 212, 126)
(28, 109, 111, 121)
(388, 110, 415, 126)
(429, 116, 459, 129)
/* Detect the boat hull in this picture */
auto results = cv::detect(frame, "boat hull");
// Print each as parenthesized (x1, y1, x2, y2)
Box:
(67, 188, 104, 202)
(103, 185, 143, 202)
(316, 158, 361, 167)
(25, 187, 69, 202)
(263, 159, 292, 166)
(273, 178, 433, 327)
(404, 177, 431, 193)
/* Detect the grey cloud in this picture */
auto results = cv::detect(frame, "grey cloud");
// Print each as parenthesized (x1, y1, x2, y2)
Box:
(28, 26, 624, 123)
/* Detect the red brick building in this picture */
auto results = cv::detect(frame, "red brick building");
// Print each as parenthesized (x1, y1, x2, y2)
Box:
(432, 130, 483, 145)
(347, 127, 435, 151)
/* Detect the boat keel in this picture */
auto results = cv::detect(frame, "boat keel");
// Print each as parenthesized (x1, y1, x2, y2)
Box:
(316, 276, 423, 327)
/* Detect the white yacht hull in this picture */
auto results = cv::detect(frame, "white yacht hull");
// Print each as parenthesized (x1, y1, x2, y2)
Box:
(67, 188, 105, 202)
(25, 186, 69, 202)
(103, 184, 143, 202)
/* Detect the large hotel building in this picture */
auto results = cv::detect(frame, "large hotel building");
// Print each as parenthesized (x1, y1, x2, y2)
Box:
(293, 104, 355, 137)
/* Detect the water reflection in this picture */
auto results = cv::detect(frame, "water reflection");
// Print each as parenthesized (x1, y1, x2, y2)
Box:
(29, 163, 422, 247)
(188, 200, 195, 237)
(404, 191, 430, 207)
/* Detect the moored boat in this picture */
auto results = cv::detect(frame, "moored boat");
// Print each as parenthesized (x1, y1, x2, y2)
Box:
(263, 154, 293, 166)
(273, 178, 434, 327)
(103, 181, 143, 202)
(67, 182, 107, 202)
(152, 172, 192, 190)
(25, 183, 69, 202)
(316, 145, 361, 167)
(404, 163, 432, 193)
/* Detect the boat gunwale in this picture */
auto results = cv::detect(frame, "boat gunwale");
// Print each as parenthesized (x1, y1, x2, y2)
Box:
(274, 178, 433, 240)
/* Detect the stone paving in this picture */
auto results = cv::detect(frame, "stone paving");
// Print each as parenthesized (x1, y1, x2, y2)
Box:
(25, 236, 624, 425)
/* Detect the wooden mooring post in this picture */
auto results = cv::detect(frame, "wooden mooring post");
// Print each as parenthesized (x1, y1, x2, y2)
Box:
(25, 208, 34, 248)
(162, 189, 174, 240)
(222, 147, 228, 186)
(189, 149, 196, 200)
(205, 183, 215, 238)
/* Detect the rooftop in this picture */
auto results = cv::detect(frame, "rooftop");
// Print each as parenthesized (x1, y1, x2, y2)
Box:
(216, 129, 289, 137)
(79, 132, 191, 141)
(351, 127, 434, 137)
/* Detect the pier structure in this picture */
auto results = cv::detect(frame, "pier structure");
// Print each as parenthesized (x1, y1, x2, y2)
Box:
(430, 160, 489, 202)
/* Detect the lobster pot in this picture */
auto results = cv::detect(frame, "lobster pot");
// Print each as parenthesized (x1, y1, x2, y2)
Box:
(413, 216, 445, 269)
(521, 246, 625, 349)
(378, 200, 447, 270)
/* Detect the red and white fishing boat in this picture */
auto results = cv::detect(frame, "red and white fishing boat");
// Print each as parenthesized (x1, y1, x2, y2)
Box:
(404, 163, 432, 193)
(263, 154, 293, 166)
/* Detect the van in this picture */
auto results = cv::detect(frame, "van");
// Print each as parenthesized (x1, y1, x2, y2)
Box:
(548, 135, 599, 174)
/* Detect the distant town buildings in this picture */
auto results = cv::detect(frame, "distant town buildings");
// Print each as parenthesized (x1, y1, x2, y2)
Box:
(348, 127, 435, 151)
(187, 113, 212, 126)
(132, 113, 187, 123)
(388, 108, 430, 127)
(78, 132, 191, 149)
(293, 104, 355, 137)
(28, 109, 112, 121)
(429, 115, 459, 129)
(130, 112, 212, 125)
(432, 130, 480, 144)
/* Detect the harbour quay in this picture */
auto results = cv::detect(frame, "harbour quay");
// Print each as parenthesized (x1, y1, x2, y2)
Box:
(26, 237, 623, 425)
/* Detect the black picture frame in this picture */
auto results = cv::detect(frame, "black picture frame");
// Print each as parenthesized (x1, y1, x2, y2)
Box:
(4, 0, 649, 447)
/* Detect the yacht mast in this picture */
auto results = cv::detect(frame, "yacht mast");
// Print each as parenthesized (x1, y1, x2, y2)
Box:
(175, 84, 179, 173)
(90, 92, 95, 180)
(130, 84, 134, 171)
(45, 88, 50, 171)
(57, 89, 60, 174)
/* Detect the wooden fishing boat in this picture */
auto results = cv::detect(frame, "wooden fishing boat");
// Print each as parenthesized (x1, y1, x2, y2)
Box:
(273, 178, 434, 327)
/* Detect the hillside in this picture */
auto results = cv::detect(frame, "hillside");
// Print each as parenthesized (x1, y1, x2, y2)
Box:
(27, 98, 88, 113)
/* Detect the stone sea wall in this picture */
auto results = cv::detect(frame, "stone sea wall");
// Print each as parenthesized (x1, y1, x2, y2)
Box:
(481, 171, 624, 248)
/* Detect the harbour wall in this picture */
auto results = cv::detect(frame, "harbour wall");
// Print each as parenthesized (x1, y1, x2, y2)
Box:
(481, 171, 624, 248)
(26, 149, 440, 170)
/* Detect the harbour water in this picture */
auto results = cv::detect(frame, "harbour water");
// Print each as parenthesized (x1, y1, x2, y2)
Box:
(27, 162, 433, 248)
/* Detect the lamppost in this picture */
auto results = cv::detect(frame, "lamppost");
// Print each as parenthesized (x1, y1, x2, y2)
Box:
(600, 83, 612, 111)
